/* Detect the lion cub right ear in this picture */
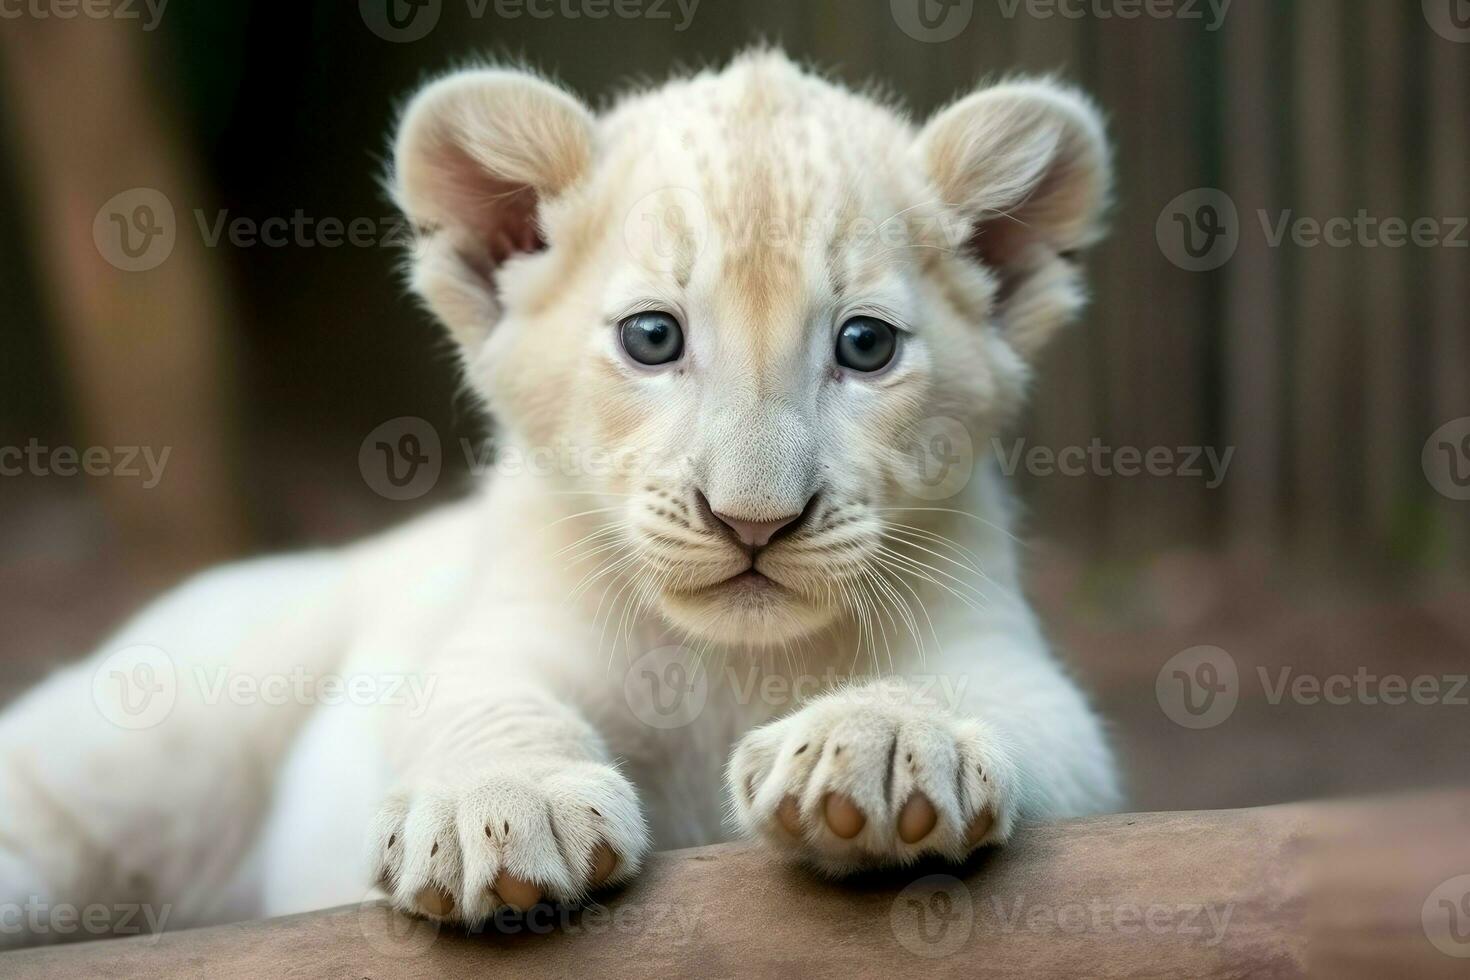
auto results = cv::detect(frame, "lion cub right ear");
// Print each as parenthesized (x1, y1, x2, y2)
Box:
(392, 69, 595, 352)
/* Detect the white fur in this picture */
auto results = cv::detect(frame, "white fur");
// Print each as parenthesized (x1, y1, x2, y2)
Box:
(0, 51, 1119, 945)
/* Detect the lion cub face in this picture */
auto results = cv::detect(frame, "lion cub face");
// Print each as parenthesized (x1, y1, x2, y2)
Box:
(394, 51, 1110, 646)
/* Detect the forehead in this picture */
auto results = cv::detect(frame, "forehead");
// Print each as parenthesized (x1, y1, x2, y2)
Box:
(593, 58, 929, 325)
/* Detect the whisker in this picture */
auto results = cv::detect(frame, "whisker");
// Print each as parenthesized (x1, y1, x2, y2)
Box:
(877, 507, 1030, 548)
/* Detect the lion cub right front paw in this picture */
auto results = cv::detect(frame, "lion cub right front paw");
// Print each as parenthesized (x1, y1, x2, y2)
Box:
(368, 759, 648, 927)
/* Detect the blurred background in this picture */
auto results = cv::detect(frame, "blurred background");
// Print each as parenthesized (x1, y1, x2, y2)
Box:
(0, 1, 1466, 812)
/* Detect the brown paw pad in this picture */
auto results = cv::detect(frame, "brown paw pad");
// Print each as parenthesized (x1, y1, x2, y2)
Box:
(414, 884, 455, 917)
(490, 872, 543, 911)
(897, 793, 938, 844)
(823, 792, 866, 839)
(589, 843, 619, 887)
(965, 809, 995, 847)
(776, 795, 803, 836)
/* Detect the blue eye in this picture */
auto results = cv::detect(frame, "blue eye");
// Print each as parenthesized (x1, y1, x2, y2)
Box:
(619, 312, 684, 366)
(835, 316, 898, 373)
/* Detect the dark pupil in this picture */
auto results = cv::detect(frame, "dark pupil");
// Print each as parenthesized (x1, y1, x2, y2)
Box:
(624, 313, 682, 365)
(839, 317, 895, 372)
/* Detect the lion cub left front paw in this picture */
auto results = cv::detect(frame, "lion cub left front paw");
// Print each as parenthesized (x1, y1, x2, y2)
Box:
(727, 688, 1015, 874)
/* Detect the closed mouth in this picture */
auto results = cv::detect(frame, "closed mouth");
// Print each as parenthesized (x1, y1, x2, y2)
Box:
(671, 566, 787, 600)
(725, 569, 780, 591)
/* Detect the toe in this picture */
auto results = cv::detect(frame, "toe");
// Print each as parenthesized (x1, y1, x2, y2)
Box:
(414, 884, 455, 917)
(589, 843, 619, 887)
(823, 792, 866, 839)
(897, 792, 938, 844)
(776, 795, 803, 836)
(965, 808, 995, 847)
(491, 873, 543, 911)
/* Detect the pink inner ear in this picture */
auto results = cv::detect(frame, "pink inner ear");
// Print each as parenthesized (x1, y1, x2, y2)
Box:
(967, 216, 1033, 303)
(485, 187, 547, 267)
(963, 141, 1090, 301)
(968, 215, 1027, 271)
(428, 142, 548, 276)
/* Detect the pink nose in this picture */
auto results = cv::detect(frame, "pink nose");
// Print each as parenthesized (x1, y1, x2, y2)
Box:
(712, 510, 802, 548)
(695, 490, 813, 549)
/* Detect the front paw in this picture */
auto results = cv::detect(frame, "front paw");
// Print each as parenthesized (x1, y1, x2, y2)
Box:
(727, 686, 1016, 874)
(368, 759, 648, 927)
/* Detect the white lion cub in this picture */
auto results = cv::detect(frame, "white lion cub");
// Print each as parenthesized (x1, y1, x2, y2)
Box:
(0, 50, 1118, 942)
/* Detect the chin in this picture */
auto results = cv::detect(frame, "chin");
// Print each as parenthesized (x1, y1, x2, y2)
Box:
(659, 573, 837, 647)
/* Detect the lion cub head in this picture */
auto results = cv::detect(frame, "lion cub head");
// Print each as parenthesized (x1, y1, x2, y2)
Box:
(392, 50, 1111, 646)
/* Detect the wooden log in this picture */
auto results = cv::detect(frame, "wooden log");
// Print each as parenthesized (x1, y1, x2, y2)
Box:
(5, 792, 1467, 978)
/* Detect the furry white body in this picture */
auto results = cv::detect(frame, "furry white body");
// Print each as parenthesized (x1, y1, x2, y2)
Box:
(0, 462, 1115, 939)
(0, 51, 1120, 943)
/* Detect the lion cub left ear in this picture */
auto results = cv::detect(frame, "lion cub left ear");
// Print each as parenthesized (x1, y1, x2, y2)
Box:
(392, 69, 595, 353)
(914, 80, 1113, 358)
